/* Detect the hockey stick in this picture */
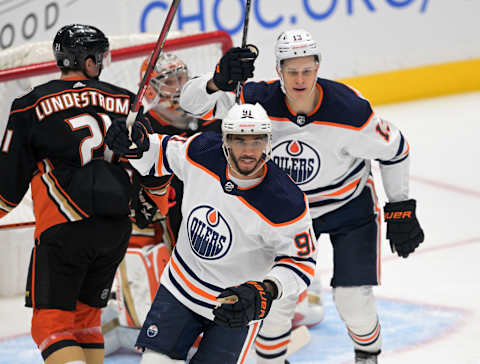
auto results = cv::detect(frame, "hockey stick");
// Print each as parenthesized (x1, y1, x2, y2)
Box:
(286, 325, 311, 356)
(234, 0, 252, 104)
(126, 0, 181, 139)
(118, 258, 142, 328)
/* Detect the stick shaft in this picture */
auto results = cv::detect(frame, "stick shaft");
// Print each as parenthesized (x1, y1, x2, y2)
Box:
(235, 0, 252, 104)
(127, 0, 181, 128)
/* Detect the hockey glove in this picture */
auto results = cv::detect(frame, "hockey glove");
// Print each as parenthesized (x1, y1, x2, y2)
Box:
(105, 119, 150, 159)
(384, 199, 424, 258)
(131, 188, 159, 229)
(213, 280, 274, 328)
(212, 45, 258, 91)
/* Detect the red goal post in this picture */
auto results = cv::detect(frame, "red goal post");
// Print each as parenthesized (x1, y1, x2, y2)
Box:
(0, 30, 232, 296)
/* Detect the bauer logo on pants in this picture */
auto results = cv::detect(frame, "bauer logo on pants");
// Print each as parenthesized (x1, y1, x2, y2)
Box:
(186, 205, 232, 260)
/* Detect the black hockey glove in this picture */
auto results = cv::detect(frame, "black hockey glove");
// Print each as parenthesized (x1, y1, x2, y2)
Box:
(213, 280, 274, 328)
(212, 45, 258, 91)
(131, 188, 159, 229)
(384, 199, 424, 258)
(105, 119, 150, 159)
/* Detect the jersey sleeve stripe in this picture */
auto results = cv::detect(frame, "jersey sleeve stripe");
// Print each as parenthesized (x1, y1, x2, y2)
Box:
(274, 258, 316, 276)
(273, 263, 311, 287)
(160, 135, 172, 174)
(304, 161, 365, 195)
(394, 133, 406, 157)
(200, 108, 214, 120)
(378, 154, 409, 166)
(274, 255, 316, 264)
(317, 177, 361, 198)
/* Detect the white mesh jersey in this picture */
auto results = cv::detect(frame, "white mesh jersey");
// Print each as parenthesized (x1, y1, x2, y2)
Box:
(180, 75, 411, 219)
(130, 132, 317, 320)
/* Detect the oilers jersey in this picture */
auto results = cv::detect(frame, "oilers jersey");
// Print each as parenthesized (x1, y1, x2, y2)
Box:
(180, 75, 410, 218)
(129, 132, 317, 320)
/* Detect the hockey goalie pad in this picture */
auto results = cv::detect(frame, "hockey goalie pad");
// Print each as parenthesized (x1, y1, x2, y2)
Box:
(113, 243, 170, 328)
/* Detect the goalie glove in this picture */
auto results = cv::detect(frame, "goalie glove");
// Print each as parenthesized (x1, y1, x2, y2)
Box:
(384, 199, 424, 258)
(105, 119, 150, 159)
(212, 45, 258, 92)
(213, 280, 275, 328)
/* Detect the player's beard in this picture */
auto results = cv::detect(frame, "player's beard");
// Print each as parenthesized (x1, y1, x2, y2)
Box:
(230, 153, 262, 176)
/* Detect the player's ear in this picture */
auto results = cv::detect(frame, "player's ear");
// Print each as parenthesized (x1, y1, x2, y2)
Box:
(276, 65, 281, 77)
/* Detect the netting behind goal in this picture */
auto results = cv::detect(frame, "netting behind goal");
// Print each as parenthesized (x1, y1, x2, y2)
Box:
(0, 30, 232, 297)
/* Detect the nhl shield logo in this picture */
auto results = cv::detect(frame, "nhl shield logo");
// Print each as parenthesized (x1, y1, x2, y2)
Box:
(146, 324, 159, 338)
(272, 140, 320, 185)
(187, 206, 233, 260)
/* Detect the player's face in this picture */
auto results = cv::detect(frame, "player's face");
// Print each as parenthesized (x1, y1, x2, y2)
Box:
(228, 134, 267, 176)
(279, 56, 319, 101)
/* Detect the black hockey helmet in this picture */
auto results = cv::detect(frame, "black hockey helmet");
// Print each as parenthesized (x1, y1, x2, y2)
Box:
(53, 24, 110, 74)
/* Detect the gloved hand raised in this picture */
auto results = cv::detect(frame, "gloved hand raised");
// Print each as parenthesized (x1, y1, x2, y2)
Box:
(384, 199, 424, 258)
(213, 280, 275, 328)
(105, 119, 150, 159)
(212, 45, 258, 92)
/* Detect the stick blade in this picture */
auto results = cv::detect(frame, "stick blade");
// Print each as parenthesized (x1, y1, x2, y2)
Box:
(286, 325, 311, 356)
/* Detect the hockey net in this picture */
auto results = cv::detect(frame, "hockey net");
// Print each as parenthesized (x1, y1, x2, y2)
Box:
(0, 30, 232, 296)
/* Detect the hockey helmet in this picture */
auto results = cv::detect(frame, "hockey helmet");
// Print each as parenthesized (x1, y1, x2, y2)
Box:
(222, 103, 273, 173)
(53, 24, 110, 74)
(275, 29, 321, 67)
(140, 53, 188, 103)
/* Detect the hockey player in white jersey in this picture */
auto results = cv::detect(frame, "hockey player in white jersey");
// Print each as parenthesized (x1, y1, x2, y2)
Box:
(104, 102, 317, 364)
(179, 29, 425, 363)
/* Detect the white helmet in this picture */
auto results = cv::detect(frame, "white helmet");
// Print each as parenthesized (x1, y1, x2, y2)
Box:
(222, 103, 273, 175)
(275, 29, 321, 67)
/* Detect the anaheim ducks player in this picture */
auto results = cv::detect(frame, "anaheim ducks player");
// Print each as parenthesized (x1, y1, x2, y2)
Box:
(105, 102, 317, 364)
(179, 29, 425, 364)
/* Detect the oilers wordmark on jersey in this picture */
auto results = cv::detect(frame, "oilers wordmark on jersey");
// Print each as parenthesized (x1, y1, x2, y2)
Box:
(272, 140, 320, 185)
(187, 205, 232, 260)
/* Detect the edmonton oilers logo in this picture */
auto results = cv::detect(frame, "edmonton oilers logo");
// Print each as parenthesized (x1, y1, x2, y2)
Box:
(186, 205, 232, 260)
(272, 140, 320, 185)
(147, 324, 158, 338)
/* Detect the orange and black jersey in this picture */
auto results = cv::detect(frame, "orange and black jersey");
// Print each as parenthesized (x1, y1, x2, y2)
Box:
(0, 77, 166, 238)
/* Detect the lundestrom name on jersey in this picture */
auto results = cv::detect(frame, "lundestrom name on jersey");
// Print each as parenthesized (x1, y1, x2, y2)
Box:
(187, 205, 232, 260)
(272, 140, 321, 185)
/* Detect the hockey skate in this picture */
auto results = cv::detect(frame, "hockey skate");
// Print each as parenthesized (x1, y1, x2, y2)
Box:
(292, 291, 325, 328)
(354, 349, 379, 364)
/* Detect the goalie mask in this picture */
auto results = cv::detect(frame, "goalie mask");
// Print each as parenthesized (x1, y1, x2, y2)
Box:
(53, 24, 110, 78)
(222, 103, 272, 177)
(140, 53, 194, 129)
